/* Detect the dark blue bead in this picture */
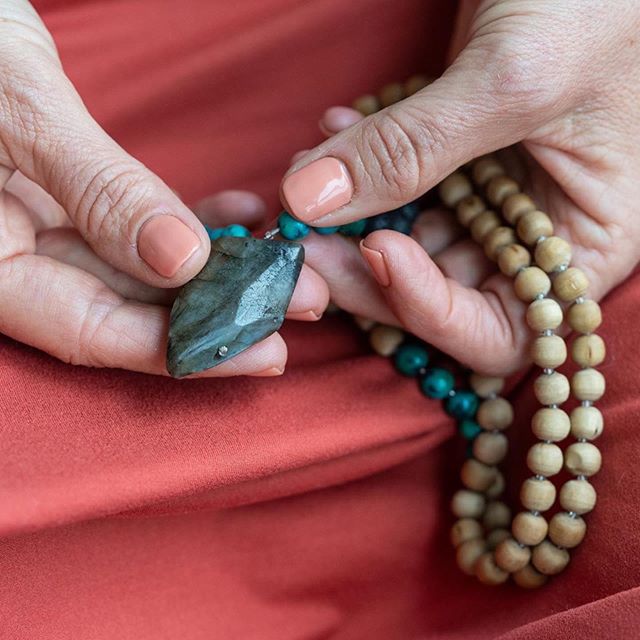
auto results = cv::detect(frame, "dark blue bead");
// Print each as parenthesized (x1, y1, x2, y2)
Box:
(222, 224, 251, 238)
(458, 419, 482, 440)
(394, 344, 429, 376)
(420, 367, 455, 399)
(205, 226, 224, 241)
(314, 225, 340, 235)
(278, 211, 310, 240)
(339, 219, 367, 236)
(445, 390, 479, 419)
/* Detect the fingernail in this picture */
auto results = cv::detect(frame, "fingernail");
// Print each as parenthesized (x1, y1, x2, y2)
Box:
(282, 157, 353, 222)
(253, 366, 285, 377)
(287, 309, 322, 321)
(138, 215, 201, 278)
(360, 241, 390, 287)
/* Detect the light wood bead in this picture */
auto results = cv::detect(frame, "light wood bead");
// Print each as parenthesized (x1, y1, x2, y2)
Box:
(451, 489, 486, 519)
(495, 538, 531, 573)
(369, 325, 404, 357)
(549, 513, 587, 549)
(572, 334, 606, 368)
(477, 397, 513, 431)
(520, 478, 556, 512)
(498, 244, 531, 277)
(565, 442, 602, 477)
(570, 406, 604, 440)
(461, 459, 497, 492)
(439, 172, 473, 208)
(527, 442, 563, 477)
(559, 479, 597, 515)
(531, 335, 567, 369)
(451, 518, 483, 547)
(486, 470, 506, 499)
(456, 195, 486, 226)
(534, 372, 570, 406)
(470, 210, 501, 243)
(486, 175, 519, 208)
(554, 267, 589, 302)
(531, 408, 570, 442)
(514, 267, 551, 302)
(472, 156, 505, 186)
(456, 538, 486, 575)
(572, 368, 605, 402)
(486, 528, 511, 550)
(378, 82, 405, 107)
(568, 299, 602, 333)
(352, 94, 380, 116)
(469, 373, 505, 399)
(404, 74, 430, 95)
(532, 540, 570, 576)
(473, 432, 508, 465)
(483, 501, 511, 530)
(512, 511, 548, 546)
(484, 226, 517, 261)
(526, 298, 563, 332)
(516, 210, 554, 246)
(475, 552, 510, 585)
(534, 236, 572, 273)
(502, 193, 536, 225)
(353, 315, 376, 331)
(513, 563, 548, 588)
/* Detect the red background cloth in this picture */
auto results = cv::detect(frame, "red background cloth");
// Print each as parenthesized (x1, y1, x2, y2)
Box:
(1, 1, 640, 637)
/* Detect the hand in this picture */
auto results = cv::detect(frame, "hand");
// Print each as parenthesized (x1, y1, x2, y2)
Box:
(281, 0, 640, 375)
(0, 1, 327, 376)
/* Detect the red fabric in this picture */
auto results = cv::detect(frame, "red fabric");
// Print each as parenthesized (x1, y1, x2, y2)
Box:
(1, 1, 639, 637)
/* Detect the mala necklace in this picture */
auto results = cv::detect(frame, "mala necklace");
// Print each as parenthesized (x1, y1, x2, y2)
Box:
(166, 75, 605, 588)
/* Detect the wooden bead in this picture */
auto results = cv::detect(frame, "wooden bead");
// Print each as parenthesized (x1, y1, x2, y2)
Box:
(531, 408, 571, 442)
(369, 325, 404, 356)
(572, 368, 605, 402)
(404, 74, 430, 95)
(570, 406, 604, 440)
(352, 94, 380, 116)
(451, 518, 483, 547)
(498, 244, 531, 277)
(495, 538, 531, 573)
(470, 210, 501, 243)
(572, 334, 606, 368)
(534, 236, 572, 273)
(486, 470, 505, 499)
(549, 513, 587, 548)
(439, 172, 473, 208)
(532, 540, 570, 576)
(456, 538, 486, 575)
(531, 335, 567, 369)
(502, 193, 536, 225)
(527, 442, 563, 477)
(516, 211, 554, 246)
(533, 371, 570, 406)
(483, 501, 511, 530)
(513, 563, 548, 589)
(559, 479, 597, 514)
(469, 373, 505, 398)
(473, 432, 508, 465)
(461, 459, 497, 492)
(451, 489, 486, 519)
(456, 195, 486, 226)
(486, 528, 511, 550)
(484, 226, 517, 261)
(475, 552, 510, 585)
(477, 397, 513, 431)
(512, 511, 548, 546)
(486, 175, 519, 208)
(520, 477, 557, 512)
(554, 267, 589, 302)
(353, 315, 376, 331)
(378, 82, 405, 107)
(568, 299, 602, 333)
(472, 156, 505, 186)
(514, 267, 551, 302)
(564, 442, 602, 477)
(526, 298, 563, 332)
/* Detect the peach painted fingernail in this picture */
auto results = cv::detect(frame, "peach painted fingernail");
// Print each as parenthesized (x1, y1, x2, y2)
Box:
(138, 215, 200, 278)
(282, 157, 353, 222)
(360, 241, 390, 287)
(253, 366, 285, 377)
(287, 309, 322, 321)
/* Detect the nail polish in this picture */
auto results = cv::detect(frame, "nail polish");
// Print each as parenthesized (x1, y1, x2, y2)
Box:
(360, 241, 391, 287)
(287, 309, 322, 321)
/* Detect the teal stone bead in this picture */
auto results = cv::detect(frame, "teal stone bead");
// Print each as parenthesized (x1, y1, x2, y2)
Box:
(445, 390, 479, 419)
(420, 368, 455, 399)
(278, 211, 310, 240)
(394, 343, 429, 376)
(314, 225, 340, 235)
(458, 419, 482, 440)
(339, 219, 367, 236)
(205, 226, 224, 241)
(222, 224, 251, 238)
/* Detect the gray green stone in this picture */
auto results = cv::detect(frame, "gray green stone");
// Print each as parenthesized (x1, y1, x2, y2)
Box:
(167, 236, 304, 378)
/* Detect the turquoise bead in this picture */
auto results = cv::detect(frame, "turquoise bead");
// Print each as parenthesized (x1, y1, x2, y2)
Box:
(222, 224, 251, 238)
(339, 219, 366, 236)
(314, 225, 340, 235)
(278, 211, 310, 240)
(445, 390, 479, 419)
(394, 344, 429, 376)
(420, 368, 455, 399)
(458, 419, 482, 440)
(205, 226, 224, 241)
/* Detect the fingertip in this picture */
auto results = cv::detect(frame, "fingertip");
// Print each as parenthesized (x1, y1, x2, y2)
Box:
(287, 263, 330, 319)
(290, 149, 310, 165)
(193, 190, 267, 228)
(320, 106, 364, 134)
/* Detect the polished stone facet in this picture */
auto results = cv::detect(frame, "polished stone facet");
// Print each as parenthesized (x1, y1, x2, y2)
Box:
(167, 236, 304, 378)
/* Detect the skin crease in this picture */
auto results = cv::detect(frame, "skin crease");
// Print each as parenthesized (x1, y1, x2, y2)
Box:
(291, 0, 640, 376)
(0, 1, 328, 377)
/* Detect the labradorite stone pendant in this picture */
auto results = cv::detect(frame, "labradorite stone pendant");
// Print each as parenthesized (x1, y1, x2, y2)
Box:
(167, 236, 304, 378)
